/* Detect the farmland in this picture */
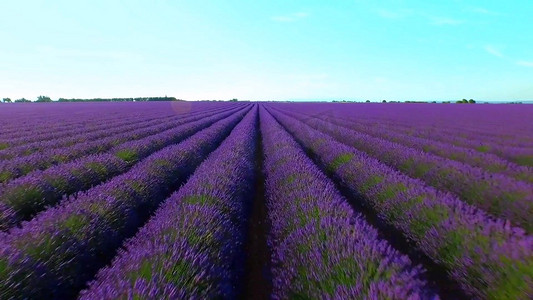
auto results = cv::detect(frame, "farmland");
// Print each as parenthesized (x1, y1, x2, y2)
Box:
(0, 101, 531, 299)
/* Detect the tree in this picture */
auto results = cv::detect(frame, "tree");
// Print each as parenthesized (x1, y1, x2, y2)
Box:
(2, 98, 11, 103)
(14, 98, 31, 103)
(382, 100, 387, 103)
(36, 95, 52, 102)
(365, 100, 370, 103)
(229, 98, 238, 102)
(468, 99, 476, 104)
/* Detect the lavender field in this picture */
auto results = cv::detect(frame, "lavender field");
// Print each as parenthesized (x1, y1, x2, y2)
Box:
(0, 101, 531, 299)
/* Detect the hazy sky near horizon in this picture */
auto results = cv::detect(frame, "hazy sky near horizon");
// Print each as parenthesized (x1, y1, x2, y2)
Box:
(1, 0, 532, 101)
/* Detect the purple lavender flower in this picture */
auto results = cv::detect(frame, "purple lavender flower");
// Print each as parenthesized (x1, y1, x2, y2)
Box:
(80, 106, 257, 299)
(0, 106, 250, 299)
(260, 106, 433, 299)
(0, 105, 242, 183)
(266, 105, 533, 299)
(272, 106, 533, 232)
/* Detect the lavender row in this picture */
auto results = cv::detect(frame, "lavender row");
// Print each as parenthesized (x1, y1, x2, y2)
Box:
(0, 107, 248, 299)
(272, 108, 533, 232)
(281, 107, 533, 183)
(80, 106, 257, 299)
(0, 101, 226, 139)
(337, 114, 533, 183)
(0, 105, 233, 182)
(0, 104, 163, 141)
(344, 114, 533, 167)
(307, 102, 533, 148)
(368, 118, 533, 163)
(0, 114, 168, 159)
(318, 107, 533, 166)
(349, 115, 533, 148)
(267, 106, 533, 299)
(0, 107, 175, 150)
(0, 105, 243, 183)
(364, 114, 533, 149)
(0, 104, 131, 137)
(0, 110, 177, 159)
(260, 107, 432, 299)
(0, 106, 245, 231)
(111, 106, 247, 163)
(0, 154, 127, 230)
(0, 104, 237, 160)
(0, 104, 237, 159)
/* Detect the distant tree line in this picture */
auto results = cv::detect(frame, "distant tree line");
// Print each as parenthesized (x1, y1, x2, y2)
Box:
(57, 96, 179, 102)
(456, 98, 476, 104)
(1, 96, 180, 103)
(36, 96, 53, 102)
(331, 99, 479, 104)
(2, 97, 31, 103)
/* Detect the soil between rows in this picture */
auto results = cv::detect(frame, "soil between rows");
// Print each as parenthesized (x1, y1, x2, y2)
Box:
(271, 109, 469, 299)
(241, 112, 273, 299)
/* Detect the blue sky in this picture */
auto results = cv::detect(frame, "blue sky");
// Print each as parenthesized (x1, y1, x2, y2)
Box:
(1, 0, 532, 101)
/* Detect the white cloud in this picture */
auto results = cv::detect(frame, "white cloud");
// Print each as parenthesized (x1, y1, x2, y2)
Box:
(471, 7, 491, 14)
(376, 9, 463, 26)
(271, 12, 309, 22)
(517, 60, 533, 67)
(468, 7, 501, 16)
(429, 16, 464, 26)
(484, 45, 504, 57)
(482, 47, 533, 67)
(376, 9, 413, 19)
(283, 73, 329, 81)
(36, 46, 142, 61)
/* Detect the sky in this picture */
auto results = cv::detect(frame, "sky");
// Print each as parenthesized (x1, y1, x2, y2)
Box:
(1, 0, 532, 102)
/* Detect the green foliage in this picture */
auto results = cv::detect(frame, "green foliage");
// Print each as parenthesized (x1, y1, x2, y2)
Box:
(36, 95, 52, 102)
(182, 195, 218, 206)
(388, 195, 424, 220)
(456, 98, 475, 104)
(0, 171, 13, 183)
(400, 158, 431, 177)
(130, 257, 208, 294)
(375, 183, 407, 203)
(51, 154, 69, 163)
(285, 173, 297, 185)
(436, 227, 467, 265)
(3, 185, 45, 218)
(328, 153, 353, 171)
(61, 215, 90, 239)
(116, 149, 138, 163)
(0, 259, 8, 280)
(489, 255, 533, 300)
(475, 145, 490, 153)
(84, 162, 109, 178)
(411, 205, 449, 237)
(20, 233, 59, 260)
(43, 174, 69, 194)
(360, 175, 384, 193)
(514, 155, 533, 167)
(57, 96, 179, 102)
